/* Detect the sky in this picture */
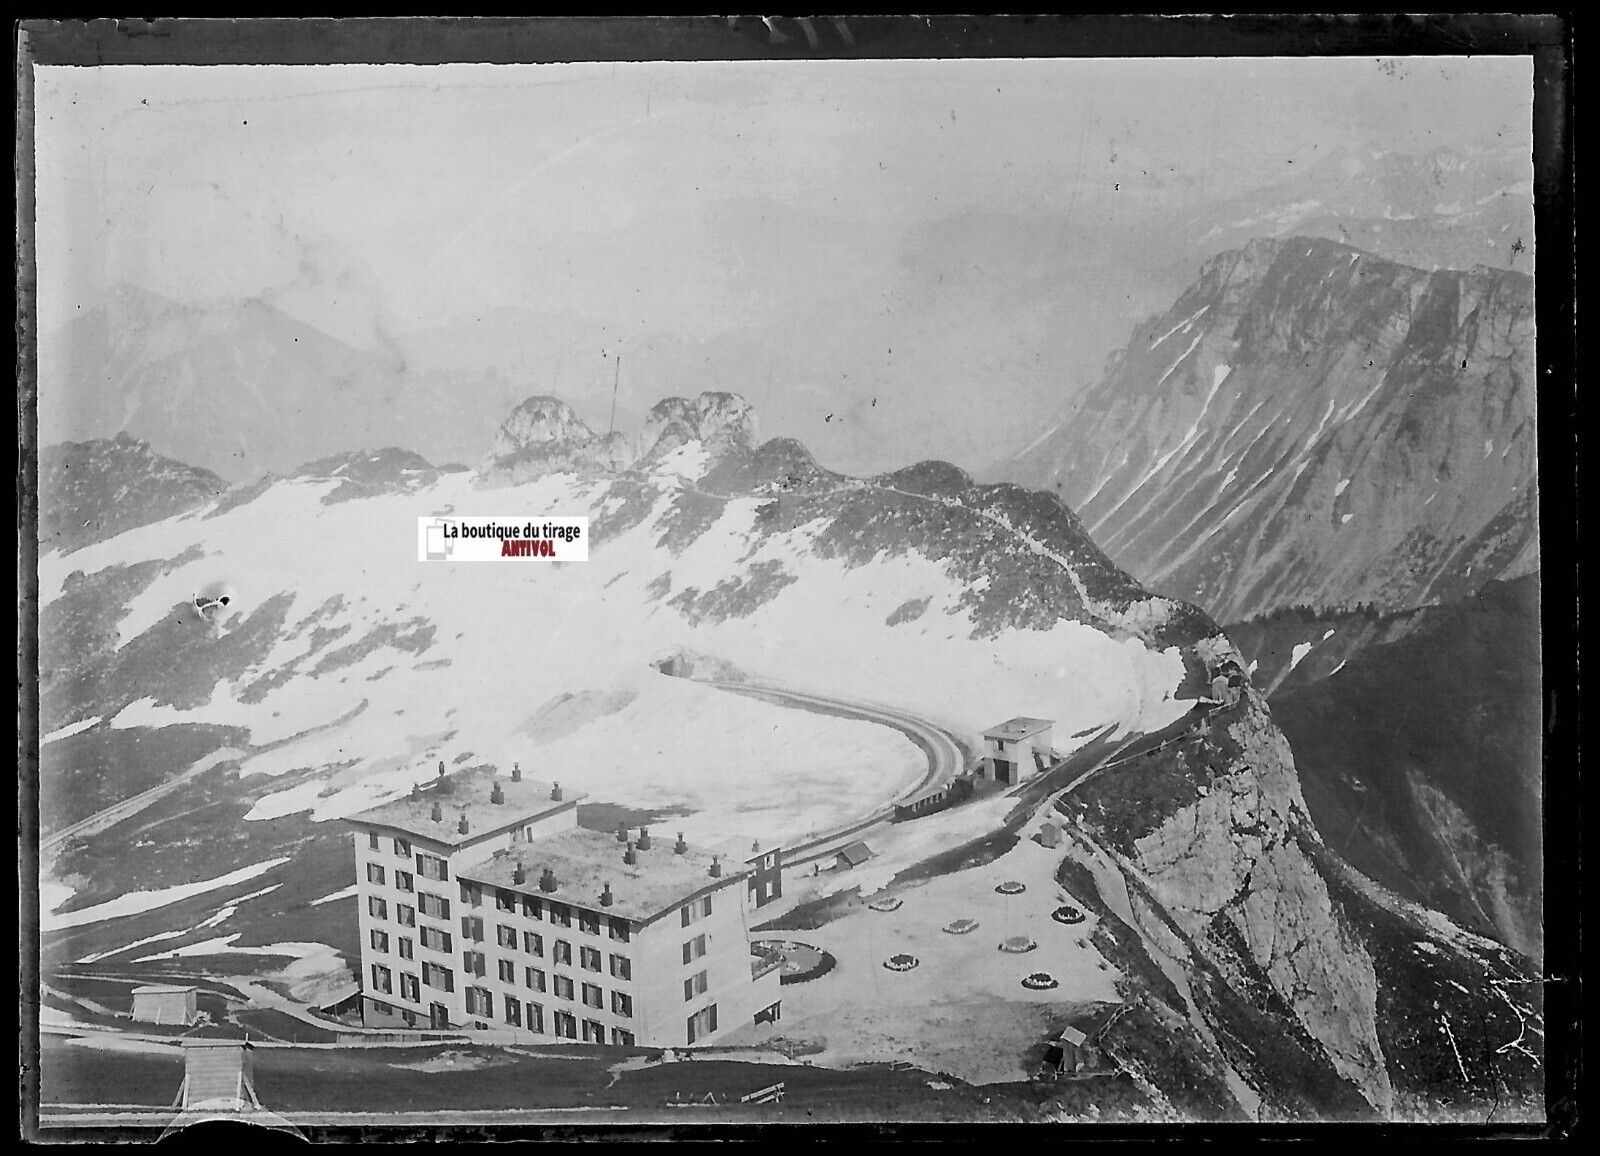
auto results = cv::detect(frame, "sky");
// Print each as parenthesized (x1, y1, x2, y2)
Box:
(32, 56, 1533, 475)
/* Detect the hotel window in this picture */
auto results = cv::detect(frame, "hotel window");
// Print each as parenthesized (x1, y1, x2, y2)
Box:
(686, 1003, 718, 1045)
(497, 924, 518, 949)
(683, 970, 708, 1002)
(461, 915, 484, 942)
(609, 954, 632, 981)
(395, 870, 414, 893)
(373, 1000, 392, 1015)
(608, 918, 631, 943)
(460, 881, 483, 907)
(612, 991, 633, 1018)
(418, 892, 450, 920)
(420, 926, 453, 953)
(582, 1019, 604, 1044)
(370, 930, 389, 953)
(612, 1028, 635, 1047)
(465, 986, 493, 1018)
(680, 895, 713, 927)
(498, 958, 516, 984)
(524, 931, 544, 957)
(397, 903, 416, 927)
(528, 1002, 545, 1033)
(417, 853, 448, 881)
(422, 962, 455, 992)
(463, 951, 486, 977)
(496, 888, 517, 913)
(554, 1011, 577, 1040)
(549, 902, 572, 928)
(578, 910, 601, 936)
(682, 934, 706, 965)
(371, 964, 392, 994)
(554, 976, 574, 1001)
(504, 995, 522, 1028)
(367, 863, 386, 886)
(394, 837, 411, 857)
(400, 973, 420, 1002)
(581, 982, 603, 1009)
(554, 940, 572, 966)
(398, 937, 414, 961)
(521, 896, 542, 919)
(580, 946, 602, 972)
(368, 896, 388, 920)
(368, 832, 380, 850)
(525, 967, 546, 993)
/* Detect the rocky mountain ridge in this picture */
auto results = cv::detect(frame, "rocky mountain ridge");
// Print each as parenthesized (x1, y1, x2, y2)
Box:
(998, 236, 1537, 623)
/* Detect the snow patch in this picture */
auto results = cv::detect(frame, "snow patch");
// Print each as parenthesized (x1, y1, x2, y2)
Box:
(42, 857, 289, 933)
(1288, 642, 1314, 672)
(43, 717, 102, 744)
(1335, 478, 1351, 497)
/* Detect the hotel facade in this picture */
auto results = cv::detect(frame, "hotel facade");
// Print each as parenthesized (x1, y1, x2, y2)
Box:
(347, 765, 783, 1048)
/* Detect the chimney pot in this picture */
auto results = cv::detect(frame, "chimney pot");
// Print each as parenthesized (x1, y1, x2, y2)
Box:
(709, 855, 722, 878)
(490, 783, 504, 805)
(616, 824, 629, 843)
(513, 863, 526, 886)
(674, 832, 688, 855)
(601, 882, 614, 907)
(511, 761, 522, 782)
(624, 842, 638, 866)
(551, 781, 563, 802)
(430, 801, 443, 822)
(458, 814, 470, 835)
(752, 839, 761, 853)
(409, 782, 422, 801)
(539, 867, 557, 893)
(437, 760, 445, 779)
(637, 827, 652, 851)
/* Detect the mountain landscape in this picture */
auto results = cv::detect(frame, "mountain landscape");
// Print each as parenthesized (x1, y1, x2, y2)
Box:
(996, 235, 1537, 624)
(36, 383, 1543, 1119)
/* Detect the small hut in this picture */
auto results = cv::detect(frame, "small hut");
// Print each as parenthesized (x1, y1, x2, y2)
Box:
(175, 1039, 261, 1111)
(834, 841, 873, 870)
(1036, 821, 1063, 848)
(131, 985, 198, 1026)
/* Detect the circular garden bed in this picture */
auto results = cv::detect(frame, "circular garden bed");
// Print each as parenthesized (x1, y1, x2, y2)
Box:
(882, 953, 920, 972)
(1021, 972, 1059, 990)
(752, 939, 837, 985)
(999, 936, 1038, 954)
(994, 881, 1027, 895)
(943, 918, 980, 935)
(1051, 905, 1086, 925)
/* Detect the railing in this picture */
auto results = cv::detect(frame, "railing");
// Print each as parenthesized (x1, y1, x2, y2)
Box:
(751, 955, 783, 981)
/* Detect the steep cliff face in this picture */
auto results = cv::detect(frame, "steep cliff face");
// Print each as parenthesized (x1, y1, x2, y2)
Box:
(1000, 237, 1537, 622)
(1067, 637, 1542, 1117)
(39, 434, 227, 554)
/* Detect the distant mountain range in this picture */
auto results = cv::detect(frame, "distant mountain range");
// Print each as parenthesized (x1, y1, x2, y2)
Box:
(995, 235, 1537, 623)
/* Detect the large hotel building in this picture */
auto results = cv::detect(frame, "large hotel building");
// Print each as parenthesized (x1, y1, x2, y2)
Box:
(346, 765, 784, 1048)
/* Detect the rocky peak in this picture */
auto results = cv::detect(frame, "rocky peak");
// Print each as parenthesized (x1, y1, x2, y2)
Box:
(490, 396, 599, 459)
(638, 391, 759, 462)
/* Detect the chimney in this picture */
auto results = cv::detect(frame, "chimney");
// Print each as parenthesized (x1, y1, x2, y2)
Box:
(511, 762, 522, 783)
(551, 782, 563, 802)
(490, 782, 504, 805)
(709, 855, 722, 878)
(513, 862, 526, 886)
(637, 827, 652, 851)
(437, 760, 445, 779)
(409, 782, 422, 801)
(624, 842, 638, 866)
(751, 839, 761, 853)
(600, 882, 614, 908)
(430, 801, 443, 823)
(616, 824, 629, 843)
(539, 867, 557, 893)
(674, 832, 688, 855)
(458, 813, 470, 835)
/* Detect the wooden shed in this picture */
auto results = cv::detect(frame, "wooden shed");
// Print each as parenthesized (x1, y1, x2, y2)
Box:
(131, 985, 199, 1026)
(834, 841, 874, 870)
(176, 1039, 261, 1111)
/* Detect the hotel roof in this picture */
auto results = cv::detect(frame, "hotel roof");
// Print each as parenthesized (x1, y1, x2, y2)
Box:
(462, 827, 746, 924)
(347, 767, 585, 847)
(983, 717, 1055, 740)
